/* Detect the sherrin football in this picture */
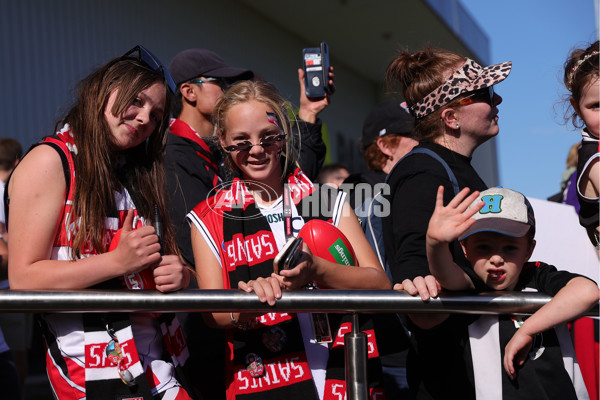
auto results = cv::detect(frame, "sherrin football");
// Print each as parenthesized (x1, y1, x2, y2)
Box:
(298, 219, 356, 266)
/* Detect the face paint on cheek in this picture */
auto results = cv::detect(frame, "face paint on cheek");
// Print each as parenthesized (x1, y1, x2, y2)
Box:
(266, 111, 285, 159)
(266, 111, 281, 131)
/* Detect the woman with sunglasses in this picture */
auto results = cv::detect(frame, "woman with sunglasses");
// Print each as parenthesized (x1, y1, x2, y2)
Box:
(6, 46, 194, 399)
(187, 80, 390, 400)
(382, 47, 511, 291)
(382, 47, 511, 398)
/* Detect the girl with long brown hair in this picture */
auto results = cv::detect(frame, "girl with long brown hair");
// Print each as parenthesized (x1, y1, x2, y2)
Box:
(7, 46, 193, 399)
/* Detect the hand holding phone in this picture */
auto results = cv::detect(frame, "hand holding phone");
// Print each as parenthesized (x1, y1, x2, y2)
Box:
(302, 41, 332, 99)
(274, 237, 304, 273)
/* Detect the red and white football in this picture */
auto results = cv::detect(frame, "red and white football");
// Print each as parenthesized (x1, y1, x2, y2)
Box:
(298, 219, 356, 266)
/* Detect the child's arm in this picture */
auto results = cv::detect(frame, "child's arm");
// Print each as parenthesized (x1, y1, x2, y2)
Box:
(503, 276, 600, 380)
(396, 187, 484, 329)
(426, 186, 484, 290)
(8, 146, 163, 289)
(394, 276, 449, 329)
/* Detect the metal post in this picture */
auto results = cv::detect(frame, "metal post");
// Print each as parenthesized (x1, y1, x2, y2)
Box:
(345, 312, 368, 400)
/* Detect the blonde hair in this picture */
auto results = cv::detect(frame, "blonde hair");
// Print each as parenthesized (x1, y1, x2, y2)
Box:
(566, 142, 580, 169)
(213, 80, 297, 180)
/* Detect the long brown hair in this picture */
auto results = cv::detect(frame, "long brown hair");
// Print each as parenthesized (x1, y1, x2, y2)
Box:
(386, 47, 465, 142)
(60, 56, 178, 259)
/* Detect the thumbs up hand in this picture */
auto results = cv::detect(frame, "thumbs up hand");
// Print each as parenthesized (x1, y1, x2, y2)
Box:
(112, 209, 161, 274)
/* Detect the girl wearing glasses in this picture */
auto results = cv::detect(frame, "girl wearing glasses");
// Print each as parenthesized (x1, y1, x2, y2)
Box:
(383, 47, 512, 398)
(187, 80, 390, 400)
(6, 47, 193, 399)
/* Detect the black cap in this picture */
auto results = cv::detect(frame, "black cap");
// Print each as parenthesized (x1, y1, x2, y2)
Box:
(362, 101, 415, 151)
(168, 48, 254, 87)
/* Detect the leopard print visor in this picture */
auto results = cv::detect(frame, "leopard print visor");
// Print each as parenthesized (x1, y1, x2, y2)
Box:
(409, 58, 512, 119)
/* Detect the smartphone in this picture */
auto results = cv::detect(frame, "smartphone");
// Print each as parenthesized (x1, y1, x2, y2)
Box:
(302, 41, 331, 98)
(274, 237, 304, 273)
(154, 204, 164, 256)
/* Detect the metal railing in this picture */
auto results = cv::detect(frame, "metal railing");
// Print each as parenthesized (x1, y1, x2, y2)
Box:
(2, 289, 597, 314)
(1, 289, 597, 400)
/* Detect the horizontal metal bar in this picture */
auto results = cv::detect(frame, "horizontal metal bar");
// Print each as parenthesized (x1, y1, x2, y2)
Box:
(0, 289, 597, 316)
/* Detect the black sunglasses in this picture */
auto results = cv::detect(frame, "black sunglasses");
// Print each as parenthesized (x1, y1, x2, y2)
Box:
(122, 45, 176, 94)
(223, 134, 285, 153)
(456, 86, 495, 107)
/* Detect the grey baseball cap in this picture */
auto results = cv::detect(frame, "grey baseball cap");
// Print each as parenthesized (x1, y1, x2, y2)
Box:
(459, 187, 535, 241)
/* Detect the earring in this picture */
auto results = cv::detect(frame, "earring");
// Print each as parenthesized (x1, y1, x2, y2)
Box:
(455, 124, 460, 129)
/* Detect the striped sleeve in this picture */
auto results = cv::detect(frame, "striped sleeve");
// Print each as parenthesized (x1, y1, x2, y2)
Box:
(331, 190, 347, 227)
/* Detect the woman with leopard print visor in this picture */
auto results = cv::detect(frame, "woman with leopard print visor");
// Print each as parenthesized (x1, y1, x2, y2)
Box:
(381, 46, 511, 398)
(382, 47, 511, 286)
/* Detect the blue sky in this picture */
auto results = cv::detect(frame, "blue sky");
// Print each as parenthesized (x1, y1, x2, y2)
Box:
(460, 0, 598, 200)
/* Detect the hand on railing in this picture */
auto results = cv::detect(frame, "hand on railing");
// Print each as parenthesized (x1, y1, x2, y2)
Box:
(393, 275, 442, 301)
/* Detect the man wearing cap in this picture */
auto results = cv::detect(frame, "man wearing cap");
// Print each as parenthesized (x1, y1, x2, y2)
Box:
(165, 49, 254, 271)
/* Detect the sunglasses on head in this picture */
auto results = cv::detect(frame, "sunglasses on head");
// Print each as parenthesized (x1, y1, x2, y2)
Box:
(455, 86, 495, 107)
(223, 134, 285, 153)
(189, 77, 233, 92)
(122, 45, 176, 94)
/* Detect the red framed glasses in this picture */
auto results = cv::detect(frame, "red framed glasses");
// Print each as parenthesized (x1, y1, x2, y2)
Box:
(455, 86, 495, 107)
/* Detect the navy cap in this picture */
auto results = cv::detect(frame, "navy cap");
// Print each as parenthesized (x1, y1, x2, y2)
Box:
(362, 101, 415, 151)
(168, 48, 254, 87)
